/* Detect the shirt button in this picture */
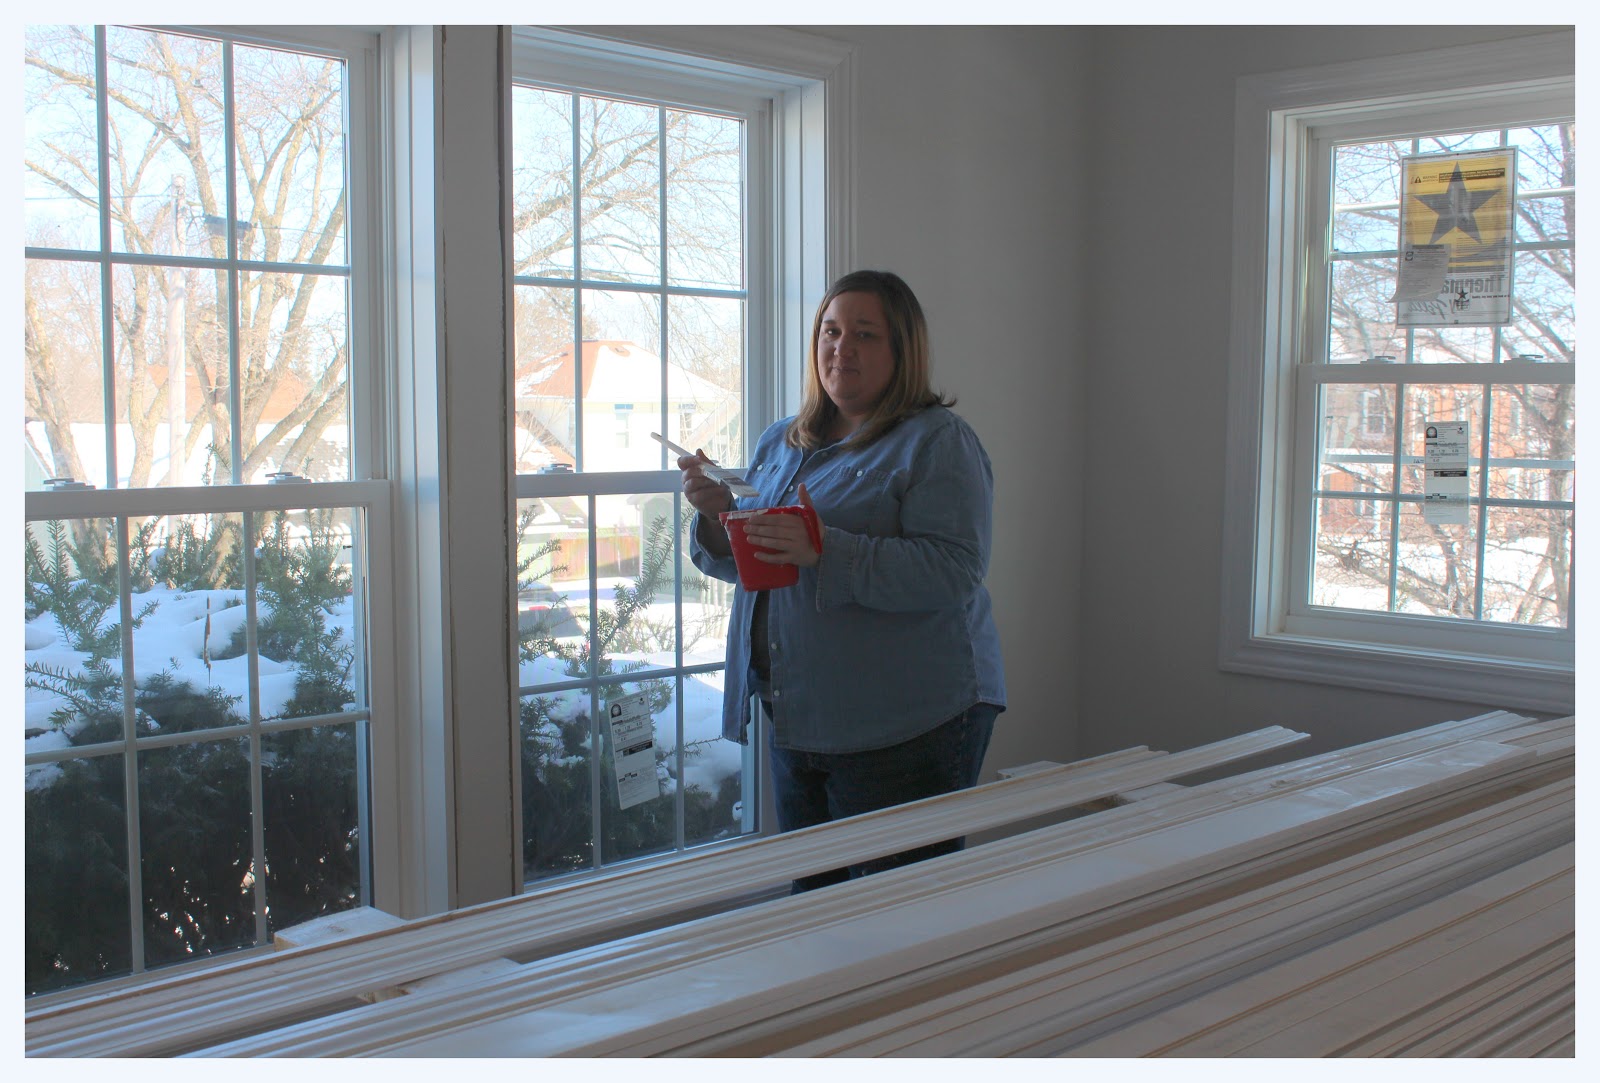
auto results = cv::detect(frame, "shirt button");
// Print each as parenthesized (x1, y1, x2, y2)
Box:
(856, 469, 864, 477)
(770, 641, 779, 651)
(773, 689, 781, 699)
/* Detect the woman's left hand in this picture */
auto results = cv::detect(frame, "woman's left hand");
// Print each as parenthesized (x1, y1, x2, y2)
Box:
(744, 483, 822, 568)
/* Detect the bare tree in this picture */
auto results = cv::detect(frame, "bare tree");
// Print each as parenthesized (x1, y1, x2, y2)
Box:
(25, 26, 350, 486)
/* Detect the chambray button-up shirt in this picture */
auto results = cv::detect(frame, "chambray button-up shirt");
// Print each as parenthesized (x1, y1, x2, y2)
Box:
(692, 406, 1006, 753)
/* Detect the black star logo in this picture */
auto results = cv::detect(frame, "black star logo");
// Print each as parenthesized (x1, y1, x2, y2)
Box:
(1414, 163, 1497, 244)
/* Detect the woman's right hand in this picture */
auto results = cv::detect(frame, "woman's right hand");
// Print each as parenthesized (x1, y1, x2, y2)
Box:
(678, 450, 734, 519)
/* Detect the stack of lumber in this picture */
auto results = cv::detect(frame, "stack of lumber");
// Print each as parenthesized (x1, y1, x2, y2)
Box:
(25, 711, 1572, 1058)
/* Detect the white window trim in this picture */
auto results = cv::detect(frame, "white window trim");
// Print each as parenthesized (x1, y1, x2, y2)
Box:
(1219, 30, 1575, 715)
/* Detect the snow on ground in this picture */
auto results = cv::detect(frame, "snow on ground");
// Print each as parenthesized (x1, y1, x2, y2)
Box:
(27, 582, 740, 796)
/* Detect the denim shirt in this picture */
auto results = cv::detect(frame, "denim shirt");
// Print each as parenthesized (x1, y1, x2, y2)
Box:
(691, 405, 1006, 753)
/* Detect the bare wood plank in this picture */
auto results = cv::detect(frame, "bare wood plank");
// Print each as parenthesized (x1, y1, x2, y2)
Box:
(1434, 987, 1576, 1057)
(205, 739, 1536, 1056)
(29, 728, 1302, 1057)
(1070, 845, 1573, 1057)
(1339, 944, 1573, 1056)
(766, 782, 1573, 1057)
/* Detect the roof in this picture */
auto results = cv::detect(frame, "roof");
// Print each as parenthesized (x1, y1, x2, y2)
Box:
(515, 339, 730, 404)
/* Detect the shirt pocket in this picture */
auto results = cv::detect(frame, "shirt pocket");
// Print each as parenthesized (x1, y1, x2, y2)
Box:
(821, 465, 903, 536)
(743, 459, 790, 509)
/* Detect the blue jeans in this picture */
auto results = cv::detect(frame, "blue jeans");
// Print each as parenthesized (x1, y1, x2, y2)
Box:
(765, 702, 999, 893)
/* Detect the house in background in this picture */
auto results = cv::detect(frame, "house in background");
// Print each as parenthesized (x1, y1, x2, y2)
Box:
(513, 339, 740, 474)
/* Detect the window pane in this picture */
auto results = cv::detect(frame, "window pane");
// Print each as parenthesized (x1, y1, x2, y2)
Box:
(514, 285, 579, 472)
(666, 109, 742, 289)
(1510, 123, 1575, 191)
(239, 269, 351, 482)
(25, 517, 124, 747)
(1319, 383, 1396, 493)
(681, 669, 744, 851)
(251, 507, 359, 722)
(139, 738, 255, 969)
(1332, 201, 1398, 256)
(26, 517, 136, 997)
(1503, 249, 1575, 365)
(1516, 194, 1573, 244)
(105, 27, 226, 258)
(110, 261, 231, 487)
(579, 96, 661, 284)
(518, 496, 590, 679)
(234, 44, 347, 267)
(26, 257, 108, 489)
(130, 512, 248, 734)
(27, 752, 132, 996)
(24, 25, 101, 252)
(262, 724, 363, 933)
(512, 86, 575, 279)
(592, 493, 679, 663)
(1418, 323, 1496, 365)
(1489, 384, 1575, 501)
(1482, 506, 1571, 627)
(579, 289, 663, 471)
(1394, 502, 1477, 619)
(1333, 139, 1406, 207)
(1401, 385, 1483, 494)
(1327, 257, 1402, 363)
(1331, 139, 1404, 256)
(521, 683, 595, 878)
(667, 295, 744, 466)
(1311, 497, 1392, 611)
(1420, 131, 1503, 155)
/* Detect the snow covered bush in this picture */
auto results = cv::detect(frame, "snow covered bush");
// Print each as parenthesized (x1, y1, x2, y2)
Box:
(24, 513, 359, 995)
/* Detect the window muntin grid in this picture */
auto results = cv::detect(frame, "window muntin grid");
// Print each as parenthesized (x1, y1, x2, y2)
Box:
(1299, 121, 1575, 632)
(22, 24, 376, 997)
(24, 25, 355, 491)
(511, 82, 756, 882)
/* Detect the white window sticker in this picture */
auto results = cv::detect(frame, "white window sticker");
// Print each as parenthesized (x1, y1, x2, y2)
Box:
(1390, 243, 1450, 301)
(1423, 420, 1471, 525)
(605, 690, 662, 810)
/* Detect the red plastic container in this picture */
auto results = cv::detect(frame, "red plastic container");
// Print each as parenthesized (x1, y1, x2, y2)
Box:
(719, 505, 822, 590)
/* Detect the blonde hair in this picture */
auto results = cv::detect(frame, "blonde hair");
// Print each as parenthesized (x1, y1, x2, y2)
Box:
(787, 270, 955, 451)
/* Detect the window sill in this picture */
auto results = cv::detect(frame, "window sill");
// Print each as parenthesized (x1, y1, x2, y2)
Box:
(1219, 630, 1574, 715)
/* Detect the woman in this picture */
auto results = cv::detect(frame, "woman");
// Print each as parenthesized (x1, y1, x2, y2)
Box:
(682, 270, 1006, 891)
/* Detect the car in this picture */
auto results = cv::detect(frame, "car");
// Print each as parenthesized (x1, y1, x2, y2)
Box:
(537, 462, 574, 474)
(517, 581, 582, 638)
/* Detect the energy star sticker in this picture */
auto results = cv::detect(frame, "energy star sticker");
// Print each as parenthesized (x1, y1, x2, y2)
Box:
(1415, 163, 1497, 244)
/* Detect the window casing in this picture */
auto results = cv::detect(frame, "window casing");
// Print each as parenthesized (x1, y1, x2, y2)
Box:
(1220, 33, 1575, 713)
(22, 24, 394, 996)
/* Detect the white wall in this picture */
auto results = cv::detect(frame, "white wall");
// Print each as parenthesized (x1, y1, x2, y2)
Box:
(819, 26, 1093, 773)
(1077, 26, 1568, 766)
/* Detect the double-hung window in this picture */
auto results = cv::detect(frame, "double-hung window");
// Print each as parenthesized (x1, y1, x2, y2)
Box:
(1222, 32, 1575, 712)
(507, 28, 849, 881)
(22, 24, 390, 996)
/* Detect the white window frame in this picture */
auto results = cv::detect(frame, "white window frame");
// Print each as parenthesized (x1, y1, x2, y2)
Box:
(22, 23, 398, 987)
(1219, 31, 1575, 714)
(501, 26, 855, 886)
